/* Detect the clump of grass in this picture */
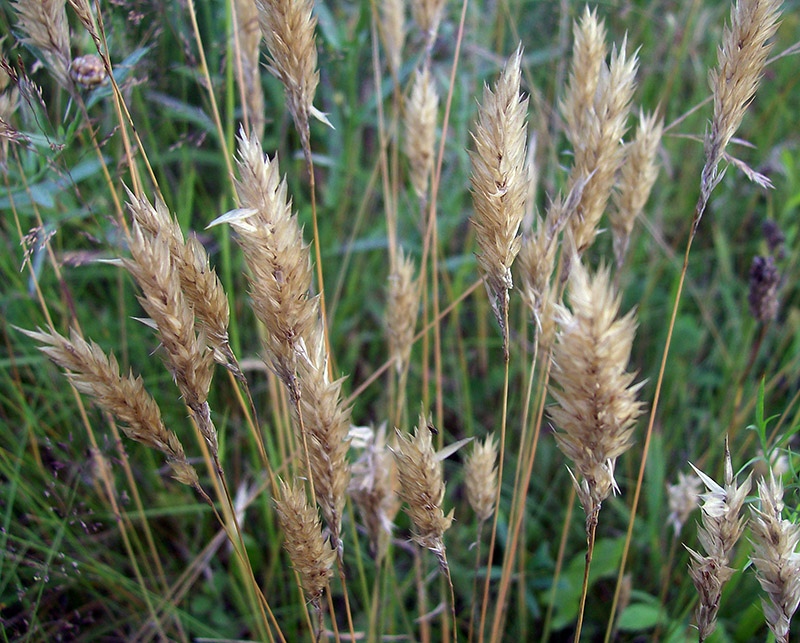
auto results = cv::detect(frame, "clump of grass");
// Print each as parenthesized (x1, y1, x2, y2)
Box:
(749, 472, 800, 643)
(686, 442, 752, 642)
(22, 327, 200, 489)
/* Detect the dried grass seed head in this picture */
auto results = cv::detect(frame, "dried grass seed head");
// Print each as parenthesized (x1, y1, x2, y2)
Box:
(748, 255, 780, 322)
(611, 110, 663, 268)
(410, 0, 445, 45)
(382, 0, 405, 75)
(749, 472, 800, 642)
(24, 327, 199, 487)
(274, 479, 336, 604)
(470, 46, 529, 327)
(465, 434, 497, 523)
(13, 0, 72, 90)
(404, 64, 438, 200)
(548, 260, 643, 520)
(393, 412, 453, 556)
(386, 250, 420, 374)
(686, 443, 752, 641)
(234, 0, 265, 138)
(667, 470, 703, 535)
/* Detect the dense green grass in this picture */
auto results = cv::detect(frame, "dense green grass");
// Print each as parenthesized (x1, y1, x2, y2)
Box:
(2, 0, 800, 640)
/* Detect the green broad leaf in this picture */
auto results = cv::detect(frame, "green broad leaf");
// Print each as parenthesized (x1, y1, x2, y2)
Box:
(617, 603, 667, 631)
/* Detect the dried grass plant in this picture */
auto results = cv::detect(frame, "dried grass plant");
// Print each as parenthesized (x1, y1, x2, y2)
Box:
(686, 443, 752, 642)
(749, 472, 800, 643)
(465, 434, 497, 525)
(404, 64, 438, 202)
(233, 0, 265, 138)
(386, 249, 420, 376)
(381, 0, 405, 76)
(13, 0, 72, 90)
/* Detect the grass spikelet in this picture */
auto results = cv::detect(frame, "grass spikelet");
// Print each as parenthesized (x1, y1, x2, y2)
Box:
(22, 327, 199, 488)
(548, 260, 643, 523)
(255, 0, 322, 144)
(13, 0, 71, 90)
(393, 411, 453, 563)
(667, 470, 702, 535)
(465, 434, 497, 523)
(127, 191, 233, 370)
(749, 472, 800, 643)
(686, 441, 752, 641)
(704, 0, 782, 193)
(350, 424, 397, 559)
(229, 129, 319, 390)
(469, 46, 529, 337)
(410, 0, 445, 49)
(387, 249, 420, 375)
(382, 0, 405, 75)
(234, 0, 265, 138)
(566, 39, 638, 255)
(611, 110, 663, 268)
(404, 64, 438, 200)
(274, 478, 336, 606)
(561, 7, 607, 147)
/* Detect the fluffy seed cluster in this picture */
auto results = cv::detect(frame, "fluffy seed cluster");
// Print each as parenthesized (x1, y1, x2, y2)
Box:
(393, 413, 453, 562)
(127, 192, 233, 370)
(470, 47, 528, 333)
(234, 0, 265, 138)
(224, 130, 351, 542)
(610, 111, 663, 268)
(404, 65, 438, 200)
(13, 0, 71, 90)
(386, 250, 419, 374)
(274, 479, 336, 605)
(749, 472, 800, 643)
(748, 255, 780, 322)
(24, 327, 199, 488)
(686, 446, 752, 642)
(667, 470, 702, 536)
(350, 424, 398, 559)
(465, 434, 497, 523)
(562, 8, 637, 254)
(548, 261, 643, 523)
(255, 0, 321, 143)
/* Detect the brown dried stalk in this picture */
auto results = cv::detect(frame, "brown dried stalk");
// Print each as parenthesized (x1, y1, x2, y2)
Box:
(126, 191, 234, 371)
(686, 443, 752, 641)
(13, 0, 72, 90)
(404, 64, 438, 200)
(469, 46, 528, 339)
(22, 327, 199, 488)
(465, 434, 497, 524)
(234, 0, 265, 138)
(548, 260, 644, 524)
(749, 472, 800, 643)
(611, 111, 663, 268)
(122, 221, 217, 454)
(392, 412, 453, 564)
(702, 0, 782, 206)
(386, 249, 420, 375)
(274, 478, 336, 606)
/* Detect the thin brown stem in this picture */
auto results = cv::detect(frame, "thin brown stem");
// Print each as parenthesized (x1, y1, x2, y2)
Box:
(574, 513, 598, 643)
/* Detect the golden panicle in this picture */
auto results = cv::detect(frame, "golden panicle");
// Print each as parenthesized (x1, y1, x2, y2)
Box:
(470, 46, 529, 334)
(126, 192, 232, 369)
(392, 412, 453, 562)
(567, 39, 638, 255)
(234, 0, 265, 138)
(382, 0, 405, 75)
(13, 0, 72, 90)
(548, 260, 643, 524)
(255, 0, 322, 144)
(404, 64, 438, 200)
(686, 442, 752, 641)
(749, 472, 800, 643)
(274, 479, 336, 605)
(561, 6, 607, 147)
(230, 129, 319, 389)
(410, 0, 445, 47)
(386, 250, 419, 374)
(295, 337, 352, 544)
(611, 110, 663, 268)
(22, 327, 199, 488)
(122, 221, 216, 455)
(704, 0, 782, 192)
(667, 470, 702, 535)
(465, 434, 497, 523)
(350, 424, 398, 559)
